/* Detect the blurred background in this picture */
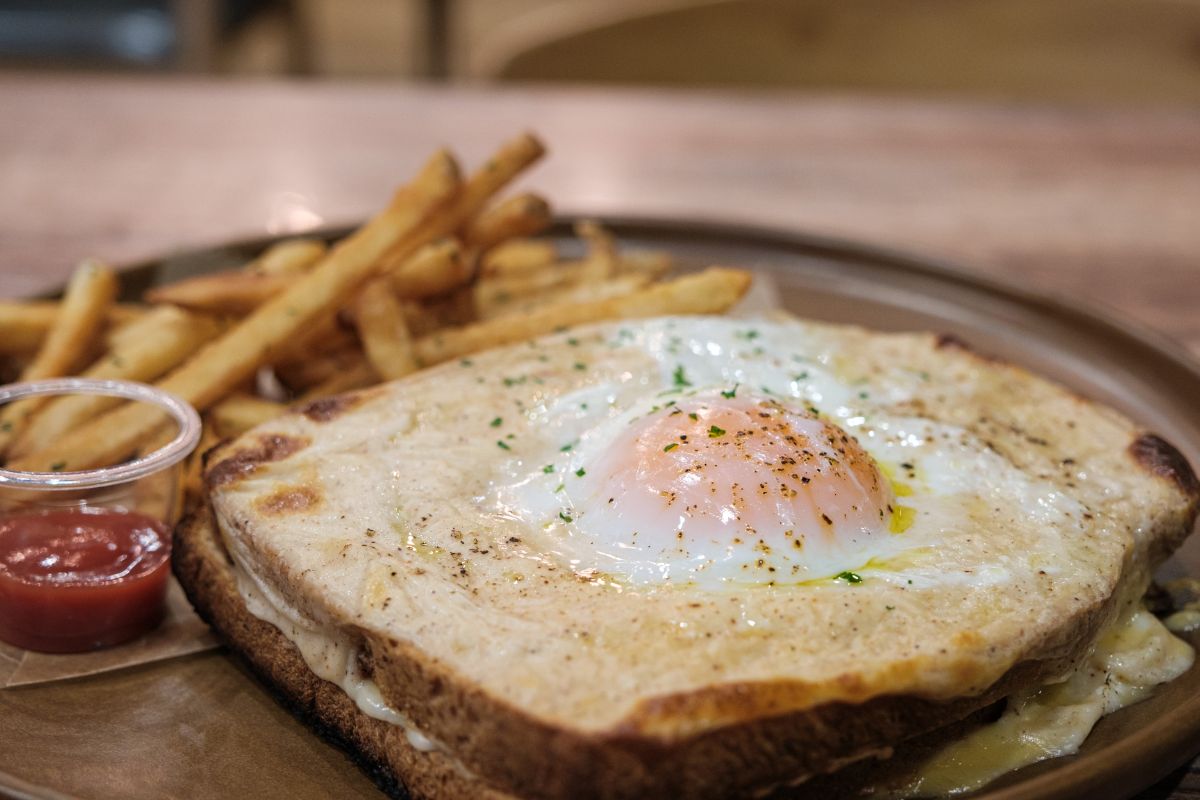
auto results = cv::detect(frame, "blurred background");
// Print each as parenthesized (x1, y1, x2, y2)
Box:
(1, 0, 1198, 105)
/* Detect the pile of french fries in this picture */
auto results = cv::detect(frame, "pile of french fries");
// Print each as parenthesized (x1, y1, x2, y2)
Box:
(0, 133, 751, 505)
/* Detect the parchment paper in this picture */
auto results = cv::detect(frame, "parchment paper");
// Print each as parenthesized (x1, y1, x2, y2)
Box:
(1, 578, 218, 688)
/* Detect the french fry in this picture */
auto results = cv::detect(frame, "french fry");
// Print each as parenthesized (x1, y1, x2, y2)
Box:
(400, 293, 475, 337)
(0, 260, 118, 456)
(144, 239, 328, 313)
(479, 238, 558, 278)
(268, 310, 357, 374)
(182, 423, 222, 506)
(274, 344, 364, 392)
(413, 267, 752, 366)
(11, 150, 461, 473)
(485, 273, 654, 320)
(619, 249, 674, 278)
(378, 133, 545, 270)
(7, 307, 222, 460)
(143, 271, 288, 315)
(473, 264, 574, 317)
(353, 280, 419, 381)
(209, 393, 287, 439)
(575, 220, 617, 283)
(462, 192, 552, 251)
(297, 357, 378, 403)
(0, 302, 144, 356)
(390, 239, 472, 300)
(245, 238, 327, 277)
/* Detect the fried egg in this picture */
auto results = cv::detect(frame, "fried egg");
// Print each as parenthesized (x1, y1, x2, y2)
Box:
(207, 310, 1197, 797)
(489, 317, 1085, 590)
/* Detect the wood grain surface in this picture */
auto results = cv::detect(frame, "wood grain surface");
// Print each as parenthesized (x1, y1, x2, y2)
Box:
(1, 74, 1200, 800)
(2, 75, 1199, 354)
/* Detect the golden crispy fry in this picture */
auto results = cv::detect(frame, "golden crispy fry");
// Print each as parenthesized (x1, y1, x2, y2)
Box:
(0, 302, 144, 356)
(209, 393, 287, 439)
(143, 271, 288, 315)
(575, 220, 617, 283)
(414, 267, 752, 366)
(245, 238, 327, 277)
(463, 192, 552, 251)
(268, 310, 357, 374)
(618, 250, 674, 278)
(400, 292, 475, 337)
(353, 280, 419, 381)
(273, 344, 364, 392)
(390, 238, 472, 300)
(378, 133, 545, 270)
(10, 150, 461, 473)
(182, 422, 222, 507)
(479, 238, 558, 278)
(473, 264, 573, 317)
(485, 273, 654, 320)
(144, 239, 328, 313)
(0, 260, 118, 456)
(297, 357, 378, 403)
(7, 307, 222, 460)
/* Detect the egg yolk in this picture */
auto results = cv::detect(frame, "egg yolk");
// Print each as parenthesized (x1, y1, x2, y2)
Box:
(580, 396, 894, 578)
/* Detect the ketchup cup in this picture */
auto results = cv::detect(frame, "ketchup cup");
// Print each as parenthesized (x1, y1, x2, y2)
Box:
(0, 379, 201, 653)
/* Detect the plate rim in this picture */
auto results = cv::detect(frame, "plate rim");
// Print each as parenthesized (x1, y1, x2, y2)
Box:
(9, 214, 1200, 800)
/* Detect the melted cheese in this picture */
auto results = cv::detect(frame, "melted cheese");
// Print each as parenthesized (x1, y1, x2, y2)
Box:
(1162, 578, 1200, 633)
(886, 603, 1193, 797)
(222, 526, 445, 755)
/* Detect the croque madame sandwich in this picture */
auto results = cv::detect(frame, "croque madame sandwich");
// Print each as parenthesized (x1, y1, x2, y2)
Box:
(174, 313, 1200, 799)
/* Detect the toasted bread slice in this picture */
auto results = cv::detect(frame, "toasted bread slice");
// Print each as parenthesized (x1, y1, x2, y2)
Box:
(177, 317, 1200, 799)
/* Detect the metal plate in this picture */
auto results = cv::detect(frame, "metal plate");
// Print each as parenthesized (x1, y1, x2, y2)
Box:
(2, 218, 1198, 800)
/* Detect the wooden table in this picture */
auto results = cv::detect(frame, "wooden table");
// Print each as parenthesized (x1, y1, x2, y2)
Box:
(2, 75, 1199, 355)
(2, 74, 1200, 800)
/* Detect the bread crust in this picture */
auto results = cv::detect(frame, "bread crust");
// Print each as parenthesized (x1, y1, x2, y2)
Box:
(178, 319, 1200, 799)
(175, 501, 1120, 800)
(172, 502, 516, 800)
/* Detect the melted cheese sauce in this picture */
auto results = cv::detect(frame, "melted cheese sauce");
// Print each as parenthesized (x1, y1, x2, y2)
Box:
(886, 603, 1193, 797)
(221, 527, 446, 755)
(1162, 578, 1200, 633)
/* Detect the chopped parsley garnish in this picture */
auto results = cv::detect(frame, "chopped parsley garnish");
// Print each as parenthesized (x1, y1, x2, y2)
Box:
(490, 417, 503, 427)
(673, 364, 691, 388)
(737, 329, 760, 340)
(688, 412, 699, 421)
(885, 605, 895, 611)
(543, 464, 554, 474)
(836, 571, 863, 584)
(554, 483, 565, 493)
(559, 511, 573, 523)
(708, 425, 726, 438)
(794, 371, 809, 381)
(575, 468, 586, 477)
(496, 440, 511, 450)
(50, 461, 66, 472)
(858, 390, 869, 399)
(459, 358, 473, 367)
(0, 421, 10, 432)
(503, 376, 527, 387)
(663, 443, 679, 452)
(560, 443, 574, 452)
(574, 362, 587, 371)
(567, 337, 580, 346)
(720, 384, 739, 399)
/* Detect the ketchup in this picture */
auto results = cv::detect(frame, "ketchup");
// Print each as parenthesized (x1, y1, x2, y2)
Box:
(0, 508, 171, 653)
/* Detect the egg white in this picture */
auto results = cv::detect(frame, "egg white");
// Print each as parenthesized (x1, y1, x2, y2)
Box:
(486, 318, 1087, 591)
